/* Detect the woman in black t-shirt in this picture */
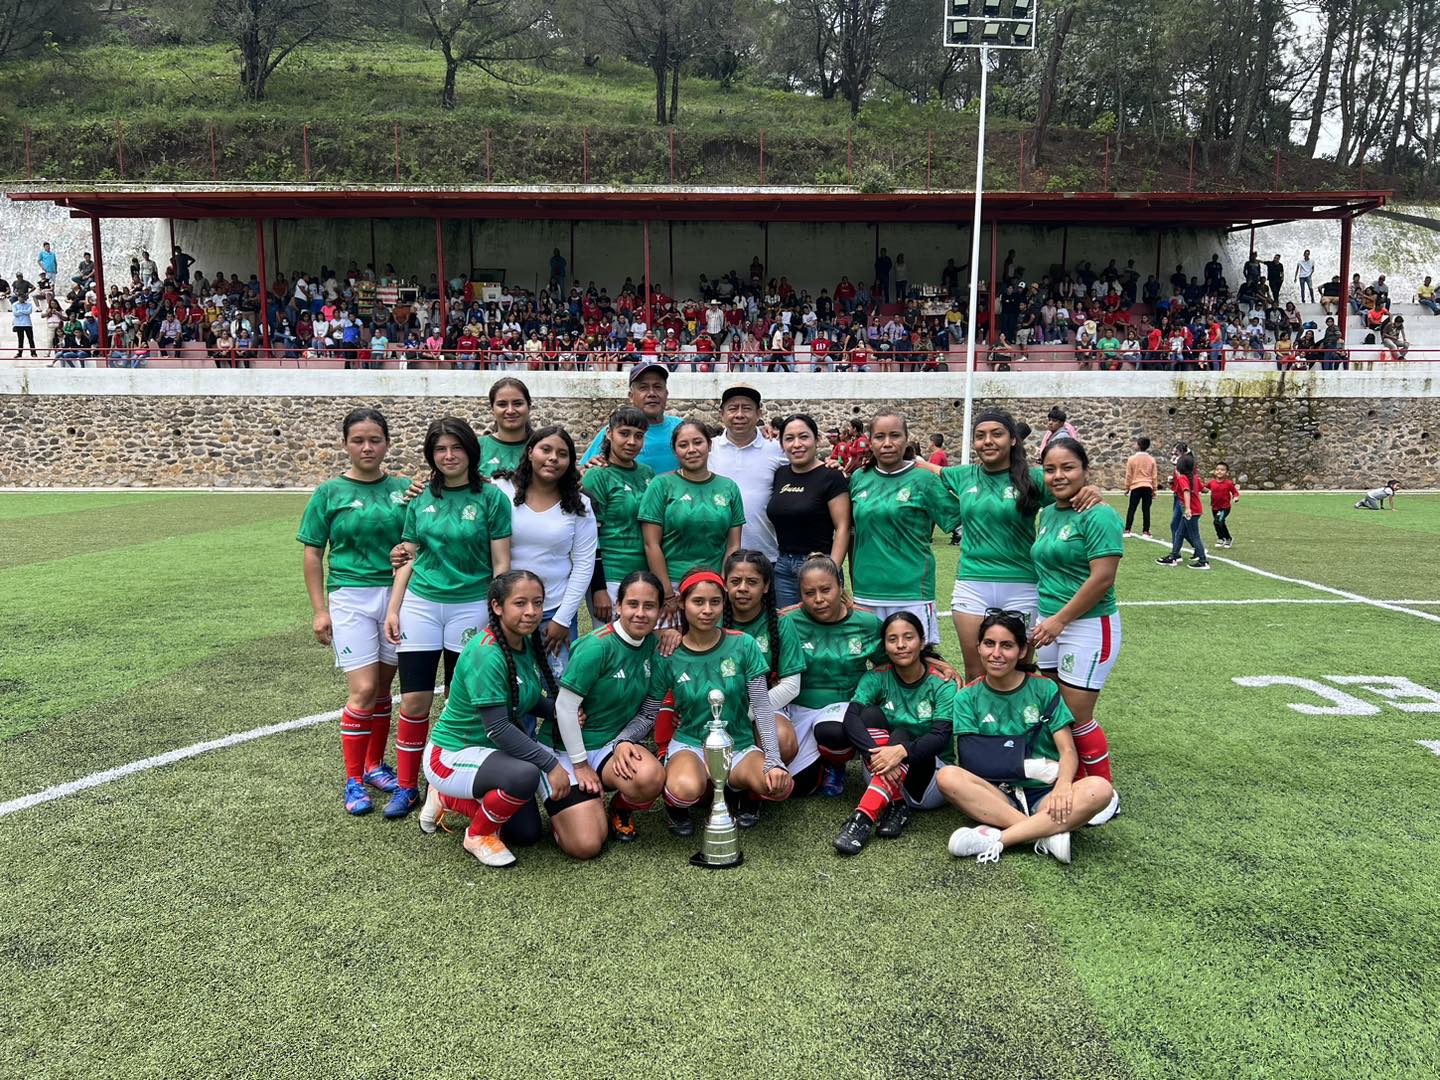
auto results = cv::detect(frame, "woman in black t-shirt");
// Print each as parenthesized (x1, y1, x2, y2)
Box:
(767, 414, 852, 608)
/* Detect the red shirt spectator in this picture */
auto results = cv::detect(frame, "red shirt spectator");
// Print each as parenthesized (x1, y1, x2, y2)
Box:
(811, 337, 831, 363)
(844, 435, 869, 473)
(1172, 471, 1204, 516)
(1206, 478, 1239, 510)
(928, 449, 949, 467)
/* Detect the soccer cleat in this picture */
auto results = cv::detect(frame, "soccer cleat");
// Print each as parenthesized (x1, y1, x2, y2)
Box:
(1087, 790, 1122, 827)
(609, 807, 639, 842)
(875, 799, 911, 839)
(1188, 559, 1211, 570)
(1034, 831, 1073, 864)
(363, 762, 399, 793)
(666, 804, 694, 838)
(462, 830, 517, 868)
(1155, 555, 1180, 566)
(382, 785, 421, 819)
(833, 810, 874, 856)
(344, 778, 373, 816)
(948, 825, 1004, 862)
(818, 762, 847, 797)
(418, 785, 445, 835)
(736, 793, 761, 829)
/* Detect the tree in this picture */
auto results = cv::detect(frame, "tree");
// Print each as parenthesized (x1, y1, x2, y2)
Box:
(417, 0, 552, 109)
(0, 0, 94, 62)
(1027, 0, 1075, 166)
(786, 0, 889, 114)
(594, 0, 692, 123)
(213, 0, 344, 100)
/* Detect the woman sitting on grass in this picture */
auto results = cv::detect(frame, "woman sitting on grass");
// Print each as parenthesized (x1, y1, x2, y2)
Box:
(939, 611, 1114, 865)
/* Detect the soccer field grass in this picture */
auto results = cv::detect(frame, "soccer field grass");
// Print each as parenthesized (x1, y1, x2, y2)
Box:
(3, 492, 1439, 1080)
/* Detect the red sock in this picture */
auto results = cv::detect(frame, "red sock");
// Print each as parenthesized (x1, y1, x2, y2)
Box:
(470, 789, 529, 837)
(817, 743, 855, 765)
(1070, 719, 1112, 782)
(654, 692, 676, 759)
(395, 710, 430, 789)
(366, 695, 393, 772)
(339, 707, 371, 782)
(439, 792, 480, 821)
(663, 785, 699, 810)
(611, 792, 656, 813)
(856, 770, 904, 821)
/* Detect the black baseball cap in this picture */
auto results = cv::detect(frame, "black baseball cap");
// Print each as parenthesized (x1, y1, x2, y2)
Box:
(721, 384, 761, 407)
(629, 360, 669, 384)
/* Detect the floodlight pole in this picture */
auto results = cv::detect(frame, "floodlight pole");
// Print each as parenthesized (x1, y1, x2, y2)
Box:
(960, 47, 990, 465)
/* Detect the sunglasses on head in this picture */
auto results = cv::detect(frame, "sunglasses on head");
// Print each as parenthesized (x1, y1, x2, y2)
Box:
(984, 607, 1027, 621)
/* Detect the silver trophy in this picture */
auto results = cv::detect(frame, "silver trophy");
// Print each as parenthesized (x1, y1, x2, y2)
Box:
(691, 688, 743, 868)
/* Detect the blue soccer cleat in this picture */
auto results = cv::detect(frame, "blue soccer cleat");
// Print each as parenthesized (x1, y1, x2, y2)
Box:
(818, 762, 846, 797)
(383, 785, 421, 819)
(344, 778, 373, 816)
(363, 762, 399, 793)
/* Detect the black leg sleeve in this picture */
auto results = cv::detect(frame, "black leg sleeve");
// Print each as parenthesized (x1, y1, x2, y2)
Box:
(398, 649, 442, 694)
(442, 649, 460, 691)
(471, 753, 543, 801)
(814, 717, 853, 752)
(902, 753, 939, 802)
(501, 799, 543, 847)
(841, 703, 889, 753)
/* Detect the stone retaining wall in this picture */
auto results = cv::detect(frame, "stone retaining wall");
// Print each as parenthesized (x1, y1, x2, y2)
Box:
(2, 370, 1435, 489)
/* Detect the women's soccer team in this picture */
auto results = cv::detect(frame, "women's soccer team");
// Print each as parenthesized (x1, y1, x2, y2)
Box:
(298, 380, 1124, 870)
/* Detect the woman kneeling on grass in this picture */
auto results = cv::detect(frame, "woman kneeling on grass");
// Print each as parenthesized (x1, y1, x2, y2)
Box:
(419, 570, 585, 868)
(832, 612, 956, 856)
(655, 569, 792, 837)
(939, 611, 1114, 865)
(547, 571, 669, 846)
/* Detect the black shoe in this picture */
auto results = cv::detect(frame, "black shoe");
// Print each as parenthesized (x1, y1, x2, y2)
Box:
(1156, 555, 1180, 566)
(833, 810, 874, 856)
(1187, 559, 1211, 570)
(736, 792, 761, 829)
(666, 804, 694, 837)
(875, 800, 911, 839)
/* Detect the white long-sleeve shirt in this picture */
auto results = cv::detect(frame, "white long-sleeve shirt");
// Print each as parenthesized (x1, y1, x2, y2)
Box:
(495, 480, 597, 628)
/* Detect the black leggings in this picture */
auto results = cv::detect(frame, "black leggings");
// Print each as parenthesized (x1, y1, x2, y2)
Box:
(845, 704, 939, 802)
(1125, 487, 1153, 533)
(471, 753, 543, 847)
(397, 648, 460, 694)
(1212, 508, 1232, 542)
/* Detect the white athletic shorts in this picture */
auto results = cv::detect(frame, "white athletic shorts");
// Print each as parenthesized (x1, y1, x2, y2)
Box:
(667, 738, 761, 771)
(552, 738, 623, 781)
(329, 586, 397, 670)
(852, 597, 941, 644)
(860, 760, 947, 810)
(949, 580, 1039, 628)
(396, 592, 490, 653)
(422, 741, 496, 800)
(1036, 613, 1122, 691)
(786, 701, 848, 775)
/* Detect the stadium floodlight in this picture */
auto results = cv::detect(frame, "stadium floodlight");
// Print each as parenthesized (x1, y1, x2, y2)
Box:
(941, 0, 1037, 462)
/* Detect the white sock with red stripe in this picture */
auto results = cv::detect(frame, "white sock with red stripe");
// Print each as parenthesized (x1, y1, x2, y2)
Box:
(395, 710, 429, 789)
(339, 707, 372, 783)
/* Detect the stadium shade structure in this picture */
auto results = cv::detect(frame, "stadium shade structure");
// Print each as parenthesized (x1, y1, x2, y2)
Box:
(7, 184, 1389, 356)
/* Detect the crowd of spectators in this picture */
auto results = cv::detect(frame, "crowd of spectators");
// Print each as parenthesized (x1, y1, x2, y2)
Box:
(4, 239, 1434, 370)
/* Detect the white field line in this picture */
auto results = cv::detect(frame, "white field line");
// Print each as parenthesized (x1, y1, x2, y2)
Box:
(0, 708, 341, 819)
(1120, 598, 1440, 607)
(1134, 536, 1440, 624)
(1419, 741, 1440, 758)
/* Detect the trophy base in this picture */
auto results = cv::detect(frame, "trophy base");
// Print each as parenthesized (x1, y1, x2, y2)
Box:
(689, 851, 745, 870)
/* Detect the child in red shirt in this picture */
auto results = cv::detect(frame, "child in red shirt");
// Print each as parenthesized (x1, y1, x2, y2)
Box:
(1157, 449, 1210, 569)
(1205, 461, 1240, 549)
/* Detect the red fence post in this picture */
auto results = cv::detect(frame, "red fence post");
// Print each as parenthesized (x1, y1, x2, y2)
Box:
(1102, 136, 1110, 190)
(669, 127, 676, 182)
(23, 125, 32, 181)
(393, 123, 401, 182)
(582, 126, 589, 183)
(116, 121, 125, 179)
(209, 123, 219, 181)
(1019, 132, 1026, 191)
(485, 129, 492, 182)
(303, 123, 311, 180)
(1188, 138, 1195, 192)
(927, 129, 933, 190)
(759, 128, 765, 184)
(847, 128, 853, 184)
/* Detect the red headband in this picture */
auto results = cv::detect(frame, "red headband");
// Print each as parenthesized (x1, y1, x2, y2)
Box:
(678, 569, 725, 594)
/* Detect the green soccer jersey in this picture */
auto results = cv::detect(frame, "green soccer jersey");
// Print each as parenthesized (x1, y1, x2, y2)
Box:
(785, 605, 883, 710)
(401, 482, 513, 603)
(853, 664, 958, 743)
(430, 629, 546, 753)
(581, 460, 657, 581)
(477, 434, 528, 478)
(938, 464, 1055, 583)
(637, 472, 746, 583)
(1031, 503, 1124, 619)
(849, 465, 963, 602)
(730, 609, 805, 684)
(555, 623, 658, 749)
(949, 675, 1073, 786)
(296, 473, 413, 591)
(647, 630, 769, 750)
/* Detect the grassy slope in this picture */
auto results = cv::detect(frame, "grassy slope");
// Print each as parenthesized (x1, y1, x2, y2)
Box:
(1, 493, 1438, 1079)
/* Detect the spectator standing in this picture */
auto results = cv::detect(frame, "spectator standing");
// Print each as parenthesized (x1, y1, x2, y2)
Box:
(1037, 406, 1077, 456)
(711, 385, 787, 561)
(36, 242, 57, 282)
(580, 361, 682, 473)
(1123, 436, 1157, 538)
(172, 245, 195, 285)
(1294, 250, 1316, 303)
(875, 248, 893, 301)
(1266, 254, 1284, 302)
(549, 248, 567, 294)
(10, 291, 37, 358)
(894, 253, 909, 301)
(927, 434, 948, 467)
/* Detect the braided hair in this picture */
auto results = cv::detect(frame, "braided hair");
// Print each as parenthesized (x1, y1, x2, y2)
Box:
(486, 570, 558, 727)
(722, 549, 782, 683)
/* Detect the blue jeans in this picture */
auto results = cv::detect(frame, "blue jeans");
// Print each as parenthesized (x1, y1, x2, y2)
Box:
(773, 552, 842, 609)
(542, 607, 579, 677)
(1169, 511, 1206, 561)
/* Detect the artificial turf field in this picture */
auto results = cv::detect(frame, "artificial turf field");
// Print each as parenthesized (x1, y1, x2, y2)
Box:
(2, 492, 1439, 1080)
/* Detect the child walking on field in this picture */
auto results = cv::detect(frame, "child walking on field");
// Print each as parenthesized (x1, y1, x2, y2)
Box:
(1205, 462, 1240, 549)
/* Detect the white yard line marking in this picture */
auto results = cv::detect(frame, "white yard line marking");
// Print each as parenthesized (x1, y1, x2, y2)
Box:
(1419, 741, 1440, 758)
(0, 708, 341, 819)
(1134, 536, 1440, 624)
(1121, 598, 1440, 607)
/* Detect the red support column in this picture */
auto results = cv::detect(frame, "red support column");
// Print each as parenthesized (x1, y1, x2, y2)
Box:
(987, 220, 998, 344)
(90, 216, 108, 348)
(643, 221, 652, 330)
(255, 218, 271, 358)
(168, 219, 177, 273)
(1339, 214, 1353, 326)
(272, 219, 281, 280)
(1248, 224, 1256, 259)
(434, 218, 448, 332)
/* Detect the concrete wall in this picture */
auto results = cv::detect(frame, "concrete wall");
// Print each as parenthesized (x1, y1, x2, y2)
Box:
(3, 369, 1434, 490)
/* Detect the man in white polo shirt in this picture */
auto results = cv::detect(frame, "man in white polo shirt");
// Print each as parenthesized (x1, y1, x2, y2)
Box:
(710, 384, 786, 561)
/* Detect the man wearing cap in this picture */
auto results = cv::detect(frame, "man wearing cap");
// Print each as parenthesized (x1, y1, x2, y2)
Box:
(580, 361, 683, 473)
(710, 385, 786, 561)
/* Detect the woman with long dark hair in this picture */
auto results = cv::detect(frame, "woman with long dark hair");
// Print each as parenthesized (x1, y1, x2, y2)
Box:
(298, 408, 413, 816)
(383, 416, 512, 819)
(494, 425, 596, 677)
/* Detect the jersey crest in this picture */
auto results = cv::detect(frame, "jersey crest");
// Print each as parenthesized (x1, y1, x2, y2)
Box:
(1023, 704, 1040, 724)
(847, 636, 864, 655)
(462, 504, 478, 521)
(389, 490, 406, 503)
(917, 700, 933, 719)
(720, 658, 737, 678)
(713, 494, 729, 507)
(896, 487, 912, 502)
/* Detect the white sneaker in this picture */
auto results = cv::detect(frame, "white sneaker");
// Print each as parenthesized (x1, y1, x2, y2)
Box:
(1123, 531, 1133, 538)
(948, 825, 1004, 862)
(1087, 790, 1122, 827)
(1034, 831, 1072, 864)
(419, 785, 444, 834)
(463, 830, 517, 868)
(1024, 757, 1060, 784)
(1142, 532, 1152, 539)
